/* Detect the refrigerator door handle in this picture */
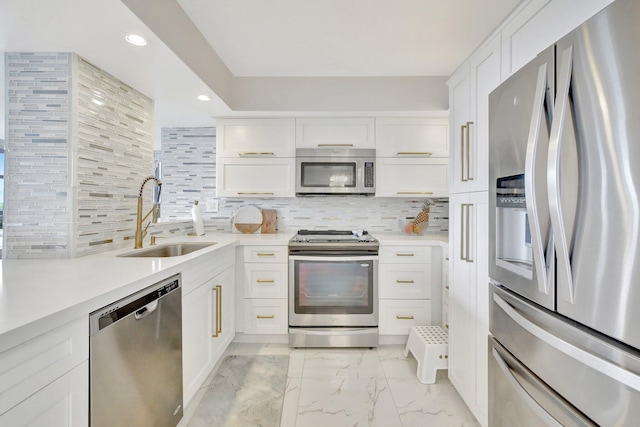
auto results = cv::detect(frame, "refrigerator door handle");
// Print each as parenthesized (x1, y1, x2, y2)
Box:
(494, 292, 640, 393)
(491, 347, 564, 427)
(524, 62, 551, 294)
(548, 46, 575, 303)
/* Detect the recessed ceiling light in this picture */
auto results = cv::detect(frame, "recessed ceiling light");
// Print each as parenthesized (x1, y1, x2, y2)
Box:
(125, 34, 148, 46)
(198, 95, 212, 101)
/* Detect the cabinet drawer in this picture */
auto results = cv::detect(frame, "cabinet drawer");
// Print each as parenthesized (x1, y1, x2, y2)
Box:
(379, 300, 432, 335)
(243, 264, 288, 298)
(379, 264, 431, 299)
(380, 246, 431, 263)
(243, 246, 288, 263)
(243, 299, 288, 335)
(0, 317, 88, 415)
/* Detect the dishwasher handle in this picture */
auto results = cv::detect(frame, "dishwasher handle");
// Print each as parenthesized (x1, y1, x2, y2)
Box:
(134, 300, 159, 320)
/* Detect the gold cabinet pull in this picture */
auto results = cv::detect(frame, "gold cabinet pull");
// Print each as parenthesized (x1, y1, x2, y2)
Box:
(256, 314, 275, 319)
(217, 285, 222, 335)
(257, 252, 275, 257)
(460, 124, 467, 182)
(211, 286, 220, 337)
(317, 144, 353, 147)
(396, 253, 415, 257)
(396, 280, 415, 284)
(397, 191, 434, 195)
(396, 152, 433, 156)
(396, 315, 415, 320)
(256, 279, 275, 283)
(237, 192, 274, 195)
(238, 152, 275, 156)
(466, 121, 474, 181)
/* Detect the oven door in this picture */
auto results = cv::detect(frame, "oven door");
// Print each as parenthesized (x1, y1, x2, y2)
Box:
(289, 255, 378, 327)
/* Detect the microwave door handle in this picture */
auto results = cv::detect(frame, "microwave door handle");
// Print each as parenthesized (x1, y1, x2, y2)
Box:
(548, 46, 575, 303)
(524, 62, 551, 294)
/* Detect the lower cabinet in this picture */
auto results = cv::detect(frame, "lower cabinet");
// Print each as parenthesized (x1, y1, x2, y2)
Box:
(1, 361, 88, 427)
(182, 264, 235, 406)
(238, 245, 289, 336)
(0, 316, 89, 426)
(378, 244, 441, 336)
(449, 191, 489, 427)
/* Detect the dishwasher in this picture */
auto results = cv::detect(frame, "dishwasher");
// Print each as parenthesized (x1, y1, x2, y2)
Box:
(90, 273, 183, 427)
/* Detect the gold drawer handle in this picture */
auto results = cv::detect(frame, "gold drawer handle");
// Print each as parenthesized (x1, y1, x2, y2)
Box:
(257, 252, 275, 257)
(317, 144, 354, 147)
(397, 152, 433, 156)
(238, 152, 275, 156)
(256, 279, 275, 283)
(257, 315, 275, 319)
(396, 280, 415, 284)
(396, 253, 415, 257)
(237, 192, 274, 195)
(397, 192, 434, 195)
(396, 315, 415, 320)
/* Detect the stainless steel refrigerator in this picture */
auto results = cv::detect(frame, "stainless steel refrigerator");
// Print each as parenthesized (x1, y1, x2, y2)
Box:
(488, 0, 640, 425)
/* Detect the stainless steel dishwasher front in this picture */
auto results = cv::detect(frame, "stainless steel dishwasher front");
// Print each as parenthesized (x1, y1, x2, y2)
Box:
(89, 274, 183, 427)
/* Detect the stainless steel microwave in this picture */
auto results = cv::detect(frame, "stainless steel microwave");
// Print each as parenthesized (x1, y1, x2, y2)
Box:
(295, 148, 376, 196)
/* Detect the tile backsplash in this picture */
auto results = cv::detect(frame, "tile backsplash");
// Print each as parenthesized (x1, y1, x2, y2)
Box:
(160, 127, 449, 233)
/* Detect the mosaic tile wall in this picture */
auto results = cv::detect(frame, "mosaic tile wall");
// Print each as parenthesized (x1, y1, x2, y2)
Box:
(4, 52, 73, 258)
(74, 55, 154, 256)
(4, 52, 154, 258)
(159, 128, 449, 234)
(160, 127, 216, 219)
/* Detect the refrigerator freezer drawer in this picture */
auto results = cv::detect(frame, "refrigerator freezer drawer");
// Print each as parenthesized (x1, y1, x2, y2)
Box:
(490, 283, 640, 427)
(489, 336, 595, 427)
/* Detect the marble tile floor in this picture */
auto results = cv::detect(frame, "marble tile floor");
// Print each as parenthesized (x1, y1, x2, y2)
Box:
(182, 343, 480, 427)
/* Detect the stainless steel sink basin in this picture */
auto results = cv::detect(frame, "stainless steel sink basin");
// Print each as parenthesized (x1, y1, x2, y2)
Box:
(118, 242, 216, 258)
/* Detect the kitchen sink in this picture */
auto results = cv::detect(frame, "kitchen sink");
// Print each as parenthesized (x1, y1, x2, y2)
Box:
(117, 242, 216, 258)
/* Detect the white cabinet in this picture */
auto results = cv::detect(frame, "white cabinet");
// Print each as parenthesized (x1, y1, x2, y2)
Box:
(296, 118, 374, 149)
(216, 157, 295, 198)
(376, 158, 448, 198)
(448, 34, 501, 194)
(238, 245, 288, 335)
(379, 244, 439, 336)
(448, 192, 488, 427)
(375, 117, 449, 158)
(216, 118, 295, 157)
(0, 317, 88, 426)
(442, 255, 449, 334)
(375, 116, 449, 198)
(0, 362, 88, 427)
(182, 249, 235, 406)
(216, 118, 295, 198)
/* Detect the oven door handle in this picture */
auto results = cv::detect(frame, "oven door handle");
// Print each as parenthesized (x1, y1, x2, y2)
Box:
(289, 255, 378, 262)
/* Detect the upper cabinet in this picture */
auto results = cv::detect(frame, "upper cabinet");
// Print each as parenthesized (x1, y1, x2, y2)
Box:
(216, 118, 295, 198)
(295, 118, 375, 149)
(375, 117, 449, 158)
(217, 118, 295, 157)
(448, 34, 501, 194)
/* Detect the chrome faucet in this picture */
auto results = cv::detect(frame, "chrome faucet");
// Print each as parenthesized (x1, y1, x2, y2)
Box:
(134, 176, 162, 249)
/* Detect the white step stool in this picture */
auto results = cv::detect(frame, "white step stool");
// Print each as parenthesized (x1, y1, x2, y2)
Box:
(403, 326, 448, 384)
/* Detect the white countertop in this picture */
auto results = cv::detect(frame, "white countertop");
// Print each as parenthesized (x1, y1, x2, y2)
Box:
(0, 230, 447, 352)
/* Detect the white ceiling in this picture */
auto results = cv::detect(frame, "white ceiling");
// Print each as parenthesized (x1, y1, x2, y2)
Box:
(0, 0, 522, 143)
(178, 0, 521, 77)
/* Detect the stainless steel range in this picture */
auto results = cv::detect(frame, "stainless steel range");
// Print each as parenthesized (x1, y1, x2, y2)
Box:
(289, 230, 379, 348)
